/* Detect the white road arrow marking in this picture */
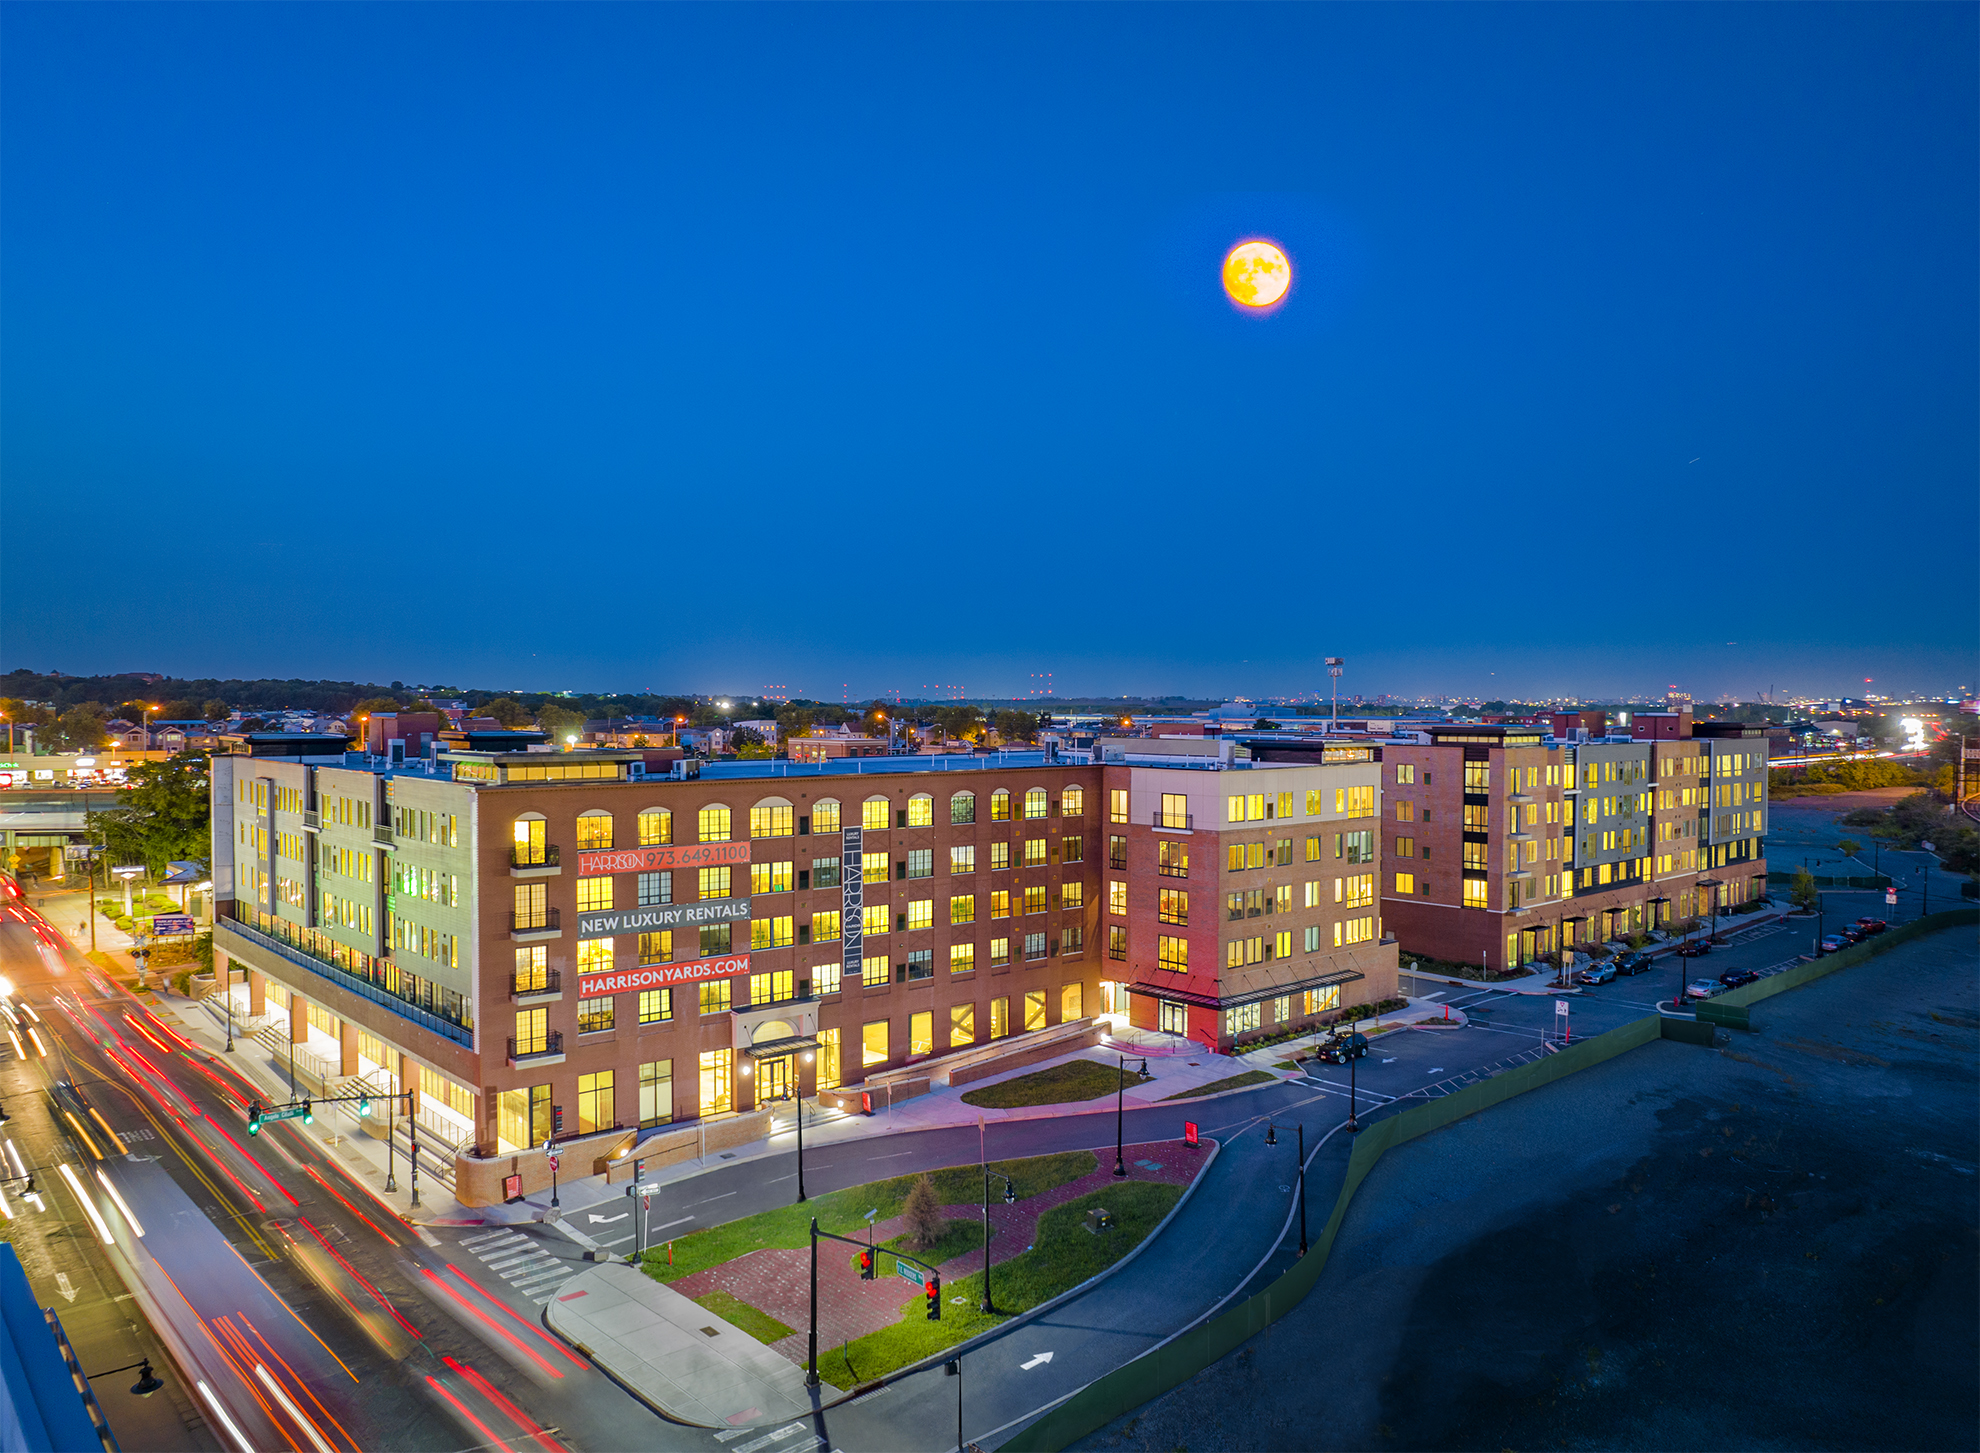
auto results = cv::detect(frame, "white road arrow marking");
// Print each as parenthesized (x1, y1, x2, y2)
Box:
(587, 1212, 629, 1224)
(55, 1273, 76, 1303)
(1428, 1068, 1444, 1074)
(1020, 1351, 1053, 1370)
(1381, 1058, 1397, 1063)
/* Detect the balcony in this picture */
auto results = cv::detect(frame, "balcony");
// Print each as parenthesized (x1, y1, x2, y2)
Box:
(507, 1031, 565, 1068)
(510, 908, 562, 942)
(372, 825, 394, 847)
(510, 843, 562, 878)
(512, 969, 563, 1005)
(214, 910, 472, 1047)
(301, 809, 320, 832)
(1152, 810, 1193, 832)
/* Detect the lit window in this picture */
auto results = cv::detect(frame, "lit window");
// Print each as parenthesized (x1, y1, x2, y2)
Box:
(862, 904, 889, 937)
(698, 980, 732, 1015)
(951, 845, 976, 874)
(950, 792, 975, 825)
(638, 930, 672, 963)
(990, 891, 1011, 919)
(862, 1020, 890, 1066)
(638, 809, 672, 845)
(862, 797, 890, 831)
(639, 989, 672, 1024)
(1061, 786, 1084, 818)
(950, 943, 975, 974)
(749, 803, 794, 838)
(950, 895, 976, 925)
(907, 900, 933, 931)
(1022, 886, 1047, 915)
(990, 790, 1012, 822)
(1109, 881, 1128, 915)
(1024, 838, 1047, 867)
(698, 866, 732, 899)
(698, 806, 731, 843)
(1024, 788, 1048, 820)
(1157, 935, 1187, 972)
(577, 997, 614, 1034)
(577, 812, 613, 850)
(811, 910, 840, 942)
(950, 1003, 975, 1045)
(907, 794, 933, 828)
(1062, 881, 1085, 910)
(1024, 991, 1047, 1032)
(813, 799, 841, 834)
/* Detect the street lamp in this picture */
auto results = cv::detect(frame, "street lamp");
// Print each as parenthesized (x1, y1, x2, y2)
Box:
(1263, 1121, 1309, 1255)
(978, 1168, 1017, 1313)
(1112, 1055, 1147, 1178)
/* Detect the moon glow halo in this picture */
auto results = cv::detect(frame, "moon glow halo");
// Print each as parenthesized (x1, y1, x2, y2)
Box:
(1222, 240, 1291, 309)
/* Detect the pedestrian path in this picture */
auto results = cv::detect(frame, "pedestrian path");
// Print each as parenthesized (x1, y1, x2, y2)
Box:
(453, 1227, 578, 1305)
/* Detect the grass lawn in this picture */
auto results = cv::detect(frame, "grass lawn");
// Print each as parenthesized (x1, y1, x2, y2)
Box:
(641, 1150, 1096, 1285)
(813, 1180, 1183, 1387)
(1160, 1068, 1275, 1100)
(873, 1216, 989, 1272)
(958, 1059, 1151, 1109)
(693, 1289, 793, 1344)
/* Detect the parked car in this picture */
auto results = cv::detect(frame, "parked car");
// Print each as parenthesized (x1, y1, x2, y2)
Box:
(1675, 939, 1712, 958)
(1312, 1031, 1369, 1065)
(1718, 969, 1760, 989)
(1819, 934, 1849, 953)
(1854, 917, 1888, 935)
(1840, 924, 1868, 943)
(1613, 952, 1652, 976)
(1684, 979, 1721, 1003)
(1577, 962, 1617, 986)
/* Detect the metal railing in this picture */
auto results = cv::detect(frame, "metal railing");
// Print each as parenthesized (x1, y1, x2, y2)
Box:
(1153, 811, 1193, 830)
(216, 912, 473, 1047)
(512, 969, 562, 996)
(301, 809, 320, 830)
(511, 843, 560, 868)
(508, 1031, 564, 1061)
(510, 908, 560, 933)
(372, 825, 394, 846)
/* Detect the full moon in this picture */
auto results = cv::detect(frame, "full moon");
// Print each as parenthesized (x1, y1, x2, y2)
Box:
(1222, 240, 1291, 308)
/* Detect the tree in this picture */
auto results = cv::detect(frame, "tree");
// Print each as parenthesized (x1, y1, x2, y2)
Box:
(994, 709, 1041, 744)
(90, 752, 211, 875)
(349, 696, 402, 717)
(862, 701, 891, 735)
(932, 705, 983, 742)
(478, 697, 532, 727)
(1790, 866, 1820, 912)
(535, 704, 586, 744)
(730, 727, 765, 749)
(200, 698, 230, 721)
(55, 703, 109, 752)
(775, 705, 816, 741)
(900, 1174, 945, 1252)
(1836, 839, 1862, 861)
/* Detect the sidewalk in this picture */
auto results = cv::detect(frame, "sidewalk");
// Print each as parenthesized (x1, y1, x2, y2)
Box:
(548, 1263, 837, 1427)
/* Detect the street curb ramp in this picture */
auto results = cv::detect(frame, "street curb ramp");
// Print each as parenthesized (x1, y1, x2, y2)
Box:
(997, 908, 1979, 1452)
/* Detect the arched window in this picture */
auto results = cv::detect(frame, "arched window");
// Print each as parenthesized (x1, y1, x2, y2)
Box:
(750, 798, 795, 838)
(576, 810, 613, 850)
(989, 789, 1012, 822)
(950, 791, 976, 825)
(906, 793, 933, 828)
(1061, 786, 1085, 818)
(861, 796, 891, 832)
(813, 798, 842, 834)
(638, 808, 672, 846)
(698, 804, 731, 843)
(1023, 788, 1048, 820)
(512, 813, 547, 866)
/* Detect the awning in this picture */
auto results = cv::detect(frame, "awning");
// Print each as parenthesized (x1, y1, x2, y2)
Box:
(742, 1035, 820, 1060)
(1126, 968, 1364, 1011)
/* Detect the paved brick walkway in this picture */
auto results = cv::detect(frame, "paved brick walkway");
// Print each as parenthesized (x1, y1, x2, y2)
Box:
(665, 1139, 1202, 1366)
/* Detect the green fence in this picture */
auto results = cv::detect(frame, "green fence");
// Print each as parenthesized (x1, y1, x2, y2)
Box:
(1003, 908, 1980, 1452)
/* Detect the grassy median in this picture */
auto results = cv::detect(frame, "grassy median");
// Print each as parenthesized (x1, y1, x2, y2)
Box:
(959, 1059, 1152, 1109)
(814, 1180, 1183, 1387)
(641, 1151, 1097, 1284)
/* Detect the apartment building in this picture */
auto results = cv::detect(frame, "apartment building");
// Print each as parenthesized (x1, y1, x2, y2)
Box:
(1377, 720, 1768, 970)
(210, 734, 1398, 1204)
(1095, 736, 1398, 1047)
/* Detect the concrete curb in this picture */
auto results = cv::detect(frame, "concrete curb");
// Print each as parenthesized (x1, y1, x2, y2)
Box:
(543, 1136, 1225, 1426)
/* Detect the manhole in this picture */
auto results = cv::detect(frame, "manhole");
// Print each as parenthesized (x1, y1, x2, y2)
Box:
(700, 1326, 721, 1337)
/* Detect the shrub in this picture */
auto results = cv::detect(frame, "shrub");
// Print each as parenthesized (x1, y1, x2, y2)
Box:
(900, 1175, 946, 1252)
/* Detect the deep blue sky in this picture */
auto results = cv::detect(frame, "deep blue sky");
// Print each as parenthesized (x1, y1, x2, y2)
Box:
(4, 4, 1974, 703)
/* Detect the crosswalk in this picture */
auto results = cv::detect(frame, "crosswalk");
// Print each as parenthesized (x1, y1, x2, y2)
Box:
(457, 1228, 577, 1305)
(1399, 1043, 1556, 1099)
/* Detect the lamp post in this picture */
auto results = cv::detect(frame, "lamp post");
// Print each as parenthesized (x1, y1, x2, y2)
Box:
(221, 965, 247, 1052)
(979, 1168, 1016, 1313)
(1111, 1054, 1146, 1178)
(1264, 1121, 1309, 1254)
(787, 1050, 813, 1203)
(545, 1137, 560, 1208)
(1919, 843, 1934, 917)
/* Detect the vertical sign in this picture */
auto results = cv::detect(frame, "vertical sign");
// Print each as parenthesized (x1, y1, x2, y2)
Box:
(842, 824, 864, 982)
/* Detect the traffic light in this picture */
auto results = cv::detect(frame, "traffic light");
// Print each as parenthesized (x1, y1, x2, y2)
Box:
(924, 1275, 941, 1321)
(300, 1099, 313, 1125)
(858, 1248, 875, 1280)
(247, 1101, 263, 1135)
(356, 1095, 371, 1119)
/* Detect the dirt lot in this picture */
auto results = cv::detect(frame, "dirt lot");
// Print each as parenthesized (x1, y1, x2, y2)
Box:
(1071, 924, 1979, 1453)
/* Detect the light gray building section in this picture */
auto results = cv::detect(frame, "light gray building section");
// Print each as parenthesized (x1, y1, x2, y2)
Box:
(1566, 740, 1653, 889)
(1700, 729, 1770, 847)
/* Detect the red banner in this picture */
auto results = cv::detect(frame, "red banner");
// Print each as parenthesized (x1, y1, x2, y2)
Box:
(577, 954, 751, 998)
(576, 842, 752, 875)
